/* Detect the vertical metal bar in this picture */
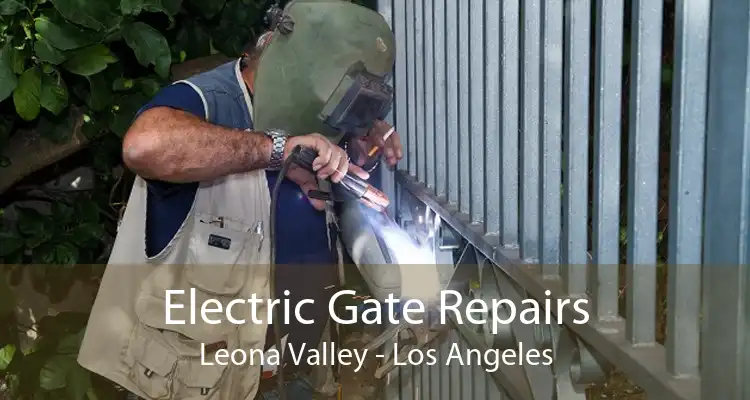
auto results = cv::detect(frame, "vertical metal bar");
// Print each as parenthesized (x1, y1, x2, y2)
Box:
(561, 0, 591, 295)
(406, 0, 417, 176)
(439, 336, 450, 400)
(378, 0, 396, 217)
(434, 0, 448, 199)
(412, 364, 421, 399)
(415, 0, 425, 183)
(589, 0, 624, 321)
(429, 343, 440, 398)
(469, 0, 485, 224)
(625, 0, 662, 345)
(446, 0, 460, 205)
(702, 1, 750, 397)
(420, 360, 429, 399)
(398, 333, 414, 400)
(539, 0, 563, 274)
(458, 0, 471, 214)
(519, 0, 542, 261)
(484, 0, 501, 235)
(449, 331, 460, 399)
(486, 373, 505, 398)
(500, 0, 520, 246)
(460, 342, 472, 398)
(394, 0, 408, 173)
(424, 0, 435, 191)
(472, 364, 487, 398)
(666, 0, 709, 378)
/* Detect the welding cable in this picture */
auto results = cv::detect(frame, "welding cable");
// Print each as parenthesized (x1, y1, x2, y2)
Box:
(269, 144, 302, 400)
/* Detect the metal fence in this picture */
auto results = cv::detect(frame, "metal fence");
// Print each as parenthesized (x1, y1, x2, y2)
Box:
(374, 0, 750, 399)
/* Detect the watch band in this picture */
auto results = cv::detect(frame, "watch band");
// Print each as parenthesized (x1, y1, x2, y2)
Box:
(265, 129, 288, 170)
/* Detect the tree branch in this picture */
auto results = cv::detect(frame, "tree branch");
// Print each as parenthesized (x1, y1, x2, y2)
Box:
(0, 55, 234, 196)
(0, 111, 88, 195)
(171, 54, 233, 81)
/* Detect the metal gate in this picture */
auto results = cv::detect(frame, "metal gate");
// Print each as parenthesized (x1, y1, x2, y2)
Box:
(374, 0, 750, 399)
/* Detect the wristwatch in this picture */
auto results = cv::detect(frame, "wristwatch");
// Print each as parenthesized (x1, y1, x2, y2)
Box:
(264, 129, 288, 170)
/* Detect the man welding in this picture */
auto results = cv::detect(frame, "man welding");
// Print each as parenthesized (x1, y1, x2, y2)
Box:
(76, 1, 401, 399)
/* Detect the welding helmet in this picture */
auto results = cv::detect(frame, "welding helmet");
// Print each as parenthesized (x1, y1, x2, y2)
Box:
(252, 0, 395, 143)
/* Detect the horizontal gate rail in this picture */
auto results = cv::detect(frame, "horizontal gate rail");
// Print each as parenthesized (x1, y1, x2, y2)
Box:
(376, 0, 750, 399)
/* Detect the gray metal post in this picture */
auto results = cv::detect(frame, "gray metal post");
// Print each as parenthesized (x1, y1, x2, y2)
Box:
(702, 0, 750, 398)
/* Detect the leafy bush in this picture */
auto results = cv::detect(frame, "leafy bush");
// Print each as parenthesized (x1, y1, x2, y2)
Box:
(0, 0, 390, 398)
(0, 0, 378, 397)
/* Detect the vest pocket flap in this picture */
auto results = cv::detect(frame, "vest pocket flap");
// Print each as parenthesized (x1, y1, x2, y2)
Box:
(175, 358, 226, 388)
(125, 327, 179, 399)
(133, 335, 178, 377)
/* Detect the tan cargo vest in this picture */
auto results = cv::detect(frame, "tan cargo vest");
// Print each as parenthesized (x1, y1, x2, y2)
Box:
(77, 71, 273, 399)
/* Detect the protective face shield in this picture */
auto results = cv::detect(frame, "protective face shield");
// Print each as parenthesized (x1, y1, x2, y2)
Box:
(252, 0, 396, 143)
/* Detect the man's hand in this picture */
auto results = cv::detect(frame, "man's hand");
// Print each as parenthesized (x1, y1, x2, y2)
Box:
(349, 120, 403, 167)
(283, 133, 369, 211)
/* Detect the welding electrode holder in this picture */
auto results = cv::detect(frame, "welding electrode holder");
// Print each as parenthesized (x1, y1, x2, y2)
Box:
(291, 146, 390, 210)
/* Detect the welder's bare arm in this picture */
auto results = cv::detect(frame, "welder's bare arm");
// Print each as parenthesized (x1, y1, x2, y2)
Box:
(122, 107, 273, 182)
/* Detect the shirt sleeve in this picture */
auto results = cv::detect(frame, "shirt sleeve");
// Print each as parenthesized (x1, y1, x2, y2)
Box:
(139, 83, 204, 257)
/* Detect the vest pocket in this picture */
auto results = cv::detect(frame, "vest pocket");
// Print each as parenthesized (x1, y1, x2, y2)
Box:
(124, 325, 178, 399)
(187, 216, 260, 295)
(173, 357, 227, 398)
(124, 324, 234, 400)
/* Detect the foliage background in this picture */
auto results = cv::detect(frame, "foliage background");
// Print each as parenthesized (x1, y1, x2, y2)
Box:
(0, 0, 678, 399)
(0, 0, 374, 398)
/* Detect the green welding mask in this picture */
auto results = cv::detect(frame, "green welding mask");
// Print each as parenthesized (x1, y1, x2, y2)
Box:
(252, 0, 396, 143)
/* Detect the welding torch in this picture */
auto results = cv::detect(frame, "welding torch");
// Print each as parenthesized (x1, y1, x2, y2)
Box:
(291, 146, 390, 211)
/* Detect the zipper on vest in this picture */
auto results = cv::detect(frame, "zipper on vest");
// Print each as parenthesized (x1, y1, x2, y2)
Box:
(200, 216, 225, 228)
(255, 221, 264, 251)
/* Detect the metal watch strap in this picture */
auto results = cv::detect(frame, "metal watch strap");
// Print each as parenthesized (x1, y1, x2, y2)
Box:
(265, 129, 287, 170)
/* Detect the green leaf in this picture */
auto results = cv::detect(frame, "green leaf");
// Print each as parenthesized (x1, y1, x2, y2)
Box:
(112, 77, 133, 91)
(57, 330, 84, 354)
(68, 222, 104, 246)
(123, 22, 171, 78)
(186, 0, 225, 20)
(174, 17, 210, 60)
(0, 45, 18, 102)
(39, 354, 76, 390)
(34, 37, 67, 64)
(109, 92, 148, 136)
(73, 197, 100, 223)
(8, 46, 25, 74)
(0, 0, 25, 15)
(66, 364, 91, 400)
(0, 231, 24, 257)
(25, 229, 52, 250)
(62, 44, 117, 76)
(162, 0, 181, 15)
(136, 77, 160, 96)
(50, 0, 121, 32)
(34, 14, 100, 51)
(0, 344, 16, 370)
(120, 0, 178, 17)
(13, 67, 42, 121)
(86, 72, 110, 111)
(54, 242, 78, 265)
(40, 72, 68, 115)
(211, 0, 258, 57)
(17, 207, 53, 236)
(52, 201, 74, 222)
